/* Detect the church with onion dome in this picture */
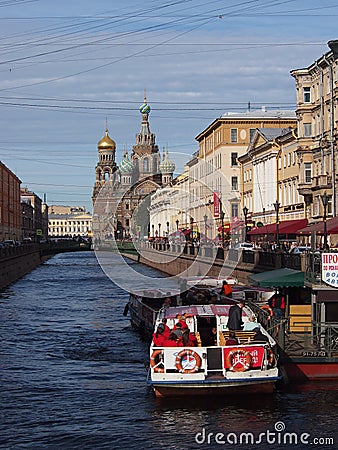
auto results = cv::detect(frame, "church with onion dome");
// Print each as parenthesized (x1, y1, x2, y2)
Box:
(92, 95, 175, 239)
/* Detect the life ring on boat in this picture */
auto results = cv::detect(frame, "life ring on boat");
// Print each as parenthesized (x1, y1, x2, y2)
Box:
(260, 305, 274, 316)
(150, 349, 165, 373)
(267, 349, 276, 367)
(226, 349, 252, 372)
(175, 349, 202, 374)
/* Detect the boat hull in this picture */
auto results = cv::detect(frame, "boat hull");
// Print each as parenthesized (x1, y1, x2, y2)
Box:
(282, 358, 338, 381)
(152, 378, 278, 398)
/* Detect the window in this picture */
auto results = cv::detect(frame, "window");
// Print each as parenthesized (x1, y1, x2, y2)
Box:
(304, 123, 312, 137)
(231, 128, 238, 143)
(231, 203, 239, 218)
(304, 163, 312, 183)
(249, 129, 256, 142)
(303, 87, 311, 103)
(143, 157, 149, 172)
(231, 152, 238, 166)
(231, 176, 238, 191)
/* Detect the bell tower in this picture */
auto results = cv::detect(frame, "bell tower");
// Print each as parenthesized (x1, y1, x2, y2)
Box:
(92, 126, 118, 206)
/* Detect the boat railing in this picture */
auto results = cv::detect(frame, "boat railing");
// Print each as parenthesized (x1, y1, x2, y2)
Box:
(283, 321, 338, 357)
(246, 299, 338, 356)
(150, 343, 274, 376)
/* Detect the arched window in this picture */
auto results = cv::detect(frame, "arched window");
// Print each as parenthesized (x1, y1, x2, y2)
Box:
(104, 170, 110, 181)
(143, 157, 149, 172)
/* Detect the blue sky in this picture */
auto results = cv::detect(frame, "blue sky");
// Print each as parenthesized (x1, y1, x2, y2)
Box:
(0, 0, 337, 212)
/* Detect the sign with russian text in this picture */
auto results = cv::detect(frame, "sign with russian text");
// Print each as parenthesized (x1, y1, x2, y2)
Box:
(223, 345, 265, 369)
(213, 191, 220, 218)
(321, 253, 338, 288)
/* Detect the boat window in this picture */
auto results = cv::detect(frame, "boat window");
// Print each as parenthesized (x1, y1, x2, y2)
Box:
(197, 316, 217, 346)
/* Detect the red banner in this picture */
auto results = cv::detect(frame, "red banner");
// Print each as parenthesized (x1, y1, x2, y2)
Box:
(214, 191, 220, 218)
(223, 346, 265, 369)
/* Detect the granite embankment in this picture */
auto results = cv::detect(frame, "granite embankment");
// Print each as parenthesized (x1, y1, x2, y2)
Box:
(0, 244, 42, 290)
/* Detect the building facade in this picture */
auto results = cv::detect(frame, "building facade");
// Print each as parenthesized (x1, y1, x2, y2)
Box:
(21, 188, 48, 240)
(48, 210, 92, 237)
(0, 161, 21, 241)
(189, 109, 297, 235)
(291, 40, 338, 223)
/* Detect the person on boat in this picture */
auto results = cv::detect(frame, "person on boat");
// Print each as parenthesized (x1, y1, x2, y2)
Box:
(222, 280, 233, 298)
(164, 332, 180, 347)
(271, 293, 285, 317)
(174, 315, 189, 330)
(225, 331, 239, 346)
(227, 301, 245, 330)
(172, 322, 184, 339)
(161, 318, 171, 337)
(180, 329, 197, 347)
(243, 315, 260, 331)
(152, 323, 166, 347)
(252, 327, 269, 343)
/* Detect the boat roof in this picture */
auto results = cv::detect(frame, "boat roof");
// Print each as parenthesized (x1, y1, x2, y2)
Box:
(163, 304, 249, 319)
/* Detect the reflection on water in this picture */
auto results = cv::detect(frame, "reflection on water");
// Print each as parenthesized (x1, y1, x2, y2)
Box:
(0, 251, 337, 450)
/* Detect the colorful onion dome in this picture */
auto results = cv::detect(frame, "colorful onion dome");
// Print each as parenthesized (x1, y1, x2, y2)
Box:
(119, 151, 134, 174)
(159, 149, 175, 173)
(139, 102, 151, 114)
(98, 129, 116, 151)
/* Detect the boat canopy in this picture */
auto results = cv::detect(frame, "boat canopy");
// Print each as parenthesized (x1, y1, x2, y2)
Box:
(248, 268, 305, 288)
(163, 304, 249, 318)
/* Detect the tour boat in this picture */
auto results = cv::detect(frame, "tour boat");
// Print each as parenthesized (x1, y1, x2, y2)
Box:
(148, 304, 280, 398)
(124, 278, 274, 341)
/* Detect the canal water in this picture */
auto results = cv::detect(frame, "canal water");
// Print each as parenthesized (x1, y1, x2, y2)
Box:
(0, 251, 337, 450)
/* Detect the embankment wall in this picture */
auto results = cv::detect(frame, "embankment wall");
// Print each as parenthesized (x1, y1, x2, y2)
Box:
(0, 245, 42, 289)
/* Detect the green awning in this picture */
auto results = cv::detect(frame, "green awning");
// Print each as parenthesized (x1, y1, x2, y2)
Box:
(248, 268, 305, 288)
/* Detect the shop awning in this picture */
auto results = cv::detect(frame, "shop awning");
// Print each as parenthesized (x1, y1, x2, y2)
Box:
(248, 268, 305, 287)
(297, 217, 338, 235)
(248, 219, 308, 236)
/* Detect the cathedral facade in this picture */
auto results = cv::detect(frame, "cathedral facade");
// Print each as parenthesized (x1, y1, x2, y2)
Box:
(92, 97, 175, 239)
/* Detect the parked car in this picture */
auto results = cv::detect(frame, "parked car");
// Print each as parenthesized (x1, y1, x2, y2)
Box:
(290, 246, 311, 254)
(235, 242, 255, 251)
(3, 239, 16, 247)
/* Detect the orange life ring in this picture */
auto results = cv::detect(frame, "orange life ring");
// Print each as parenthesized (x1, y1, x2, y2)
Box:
(175, 349, 202, 374)
(150, 349, 165, 373)
(268, 349, 276, 367)
(260, 305, 274, 316)
(226, 349, 252, 372)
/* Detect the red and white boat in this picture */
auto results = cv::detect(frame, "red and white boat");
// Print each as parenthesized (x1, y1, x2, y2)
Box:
(148, 304, 280, 398)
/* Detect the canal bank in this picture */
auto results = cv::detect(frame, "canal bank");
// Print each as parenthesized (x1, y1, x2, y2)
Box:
(0, 244, 42, 290)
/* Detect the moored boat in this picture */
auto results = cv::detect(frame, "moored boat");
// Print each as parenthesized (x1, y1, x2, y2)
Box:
(148, 304, 280, 398)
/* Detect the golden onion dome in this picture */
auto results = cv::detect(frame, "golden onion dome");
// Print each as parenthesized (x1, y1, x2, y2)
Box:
(98, 129, 116, 151)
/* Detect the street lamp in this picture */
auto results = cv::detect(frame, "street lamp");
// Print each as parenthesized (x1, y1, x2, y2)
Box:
(176, 219, 179, 231)
(273, 200, 281, 248)
(166, 221, 170, 236)
(190, 216, 194, 243)
(242, 206, 248, 242)
(220, 210, 225, 248)
(203, 214, 208, 243)
(321, 192, 329, 251)
(158, 223, 161, 239)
